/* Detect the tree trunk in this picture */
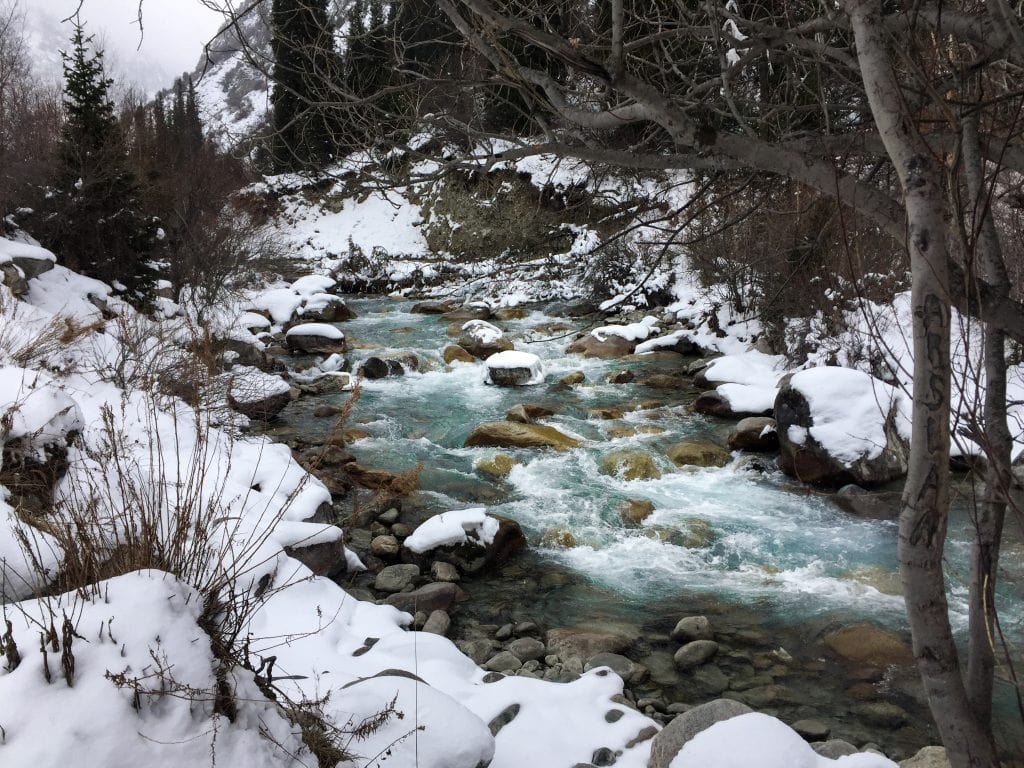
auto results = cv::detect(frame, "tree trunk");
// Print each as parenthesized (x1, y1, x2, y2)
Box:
(961, 112, 1012, 730)
(844, 1, 996, 764)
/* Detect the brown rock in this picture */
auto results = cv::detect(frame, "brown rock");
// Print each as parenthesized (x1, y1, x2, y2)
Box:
(476, 453, 519, 479)
(619, 499, 655, 525)
(464, 422, 581, 451)
(666, 441, 731, 468)
(728, 417, 779, 451)
(565, 334, 636, 359)
(540, 528, 577, 548)
(546, 628, 632, 664)
(385, 582, 468, 613)
(589, 408, 624, 420)
(443, 344, 476, 364)
(824, 624, 913, 668)
(557, 371, 586, 387)
(599, 450, 662, 481)
(494, 307, 529, 320)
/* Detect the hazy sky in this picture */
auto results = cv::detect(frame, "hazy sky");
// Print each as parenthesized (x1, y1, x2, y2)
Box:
(22, 0, 226, 94)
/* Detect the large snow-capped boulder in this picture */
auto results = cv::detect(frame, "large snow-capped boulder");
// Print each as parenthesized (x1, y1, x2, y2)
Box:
(285, 322, 347, 354)
(224, 365, 294, 421)
(458, 319, 513, 359)
(775, 368, 910, 485)
(485, 350, 544, 386)
(0, 238, 57, 284)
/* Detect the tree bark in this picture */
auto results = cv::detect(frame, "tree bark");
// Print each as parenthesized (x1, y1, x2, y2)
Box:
(844, 0, 996, 764)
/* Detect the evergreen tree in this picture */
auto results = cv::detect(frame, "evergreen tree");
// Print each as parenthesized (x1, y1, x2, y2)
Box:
(269, 0, 341, 171)
(40, 21, 159, 296)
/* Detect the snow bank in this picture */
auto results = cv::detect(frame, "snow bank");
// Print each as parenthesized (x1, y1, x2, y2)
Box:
(405, 508, 500, 553)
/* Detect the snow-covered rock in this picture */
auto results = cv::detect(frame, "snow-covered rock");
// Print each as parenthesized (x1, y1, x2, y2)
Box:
(285, 322, 347, 354)
(224, 365, 294, 421)
(405, 508, 500, 553)
(775, 368, 911, 485)
(485, 350, 544, 386)
(458, 319, 513, 359)
(0, 367, 83, 467)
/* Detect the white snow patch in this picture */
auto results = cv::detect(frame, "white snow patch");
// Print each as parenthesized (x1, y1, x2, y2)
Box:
(405, 508, 500, 553)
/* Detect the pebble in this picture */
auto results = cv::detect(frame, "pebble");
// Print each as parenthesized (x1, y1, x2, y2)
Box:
(391, 522, 412, 538)
(792, 719, 831, 741)
(495, 623, 514, 640)
(514, 621, 538, 636)
(378, 508, 400, 524)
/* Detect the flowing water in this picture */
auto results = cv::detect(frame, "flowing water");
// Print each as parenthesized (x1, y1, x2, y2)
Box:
(277, 296, 1024, 758)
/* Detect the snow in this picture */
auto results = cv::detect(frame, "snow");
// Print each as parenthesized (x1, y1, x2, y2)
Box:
(290, 274, 337, 296)
(461, 318, 504, 344)
(592, 316, 660, 343)
(225, 365, 291, 404)
(0, 236, 57, 266)
(788, 367, 910, 463)
(635, 328, 695, 354)
(717, 382, 778, 414)
(285, 322, 344, 339)
(405, 508, 501, 553)
(670, 712, 897, 768)
(484, 351, 545, 386)
(0, 366, 84, 466)
(703, 351, 788, 386)
(248, 286, 303, 325)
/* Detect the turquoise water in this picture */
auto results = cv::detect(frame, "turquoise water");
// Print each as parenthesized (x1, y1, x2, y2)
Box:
(289, 297, 926, 625)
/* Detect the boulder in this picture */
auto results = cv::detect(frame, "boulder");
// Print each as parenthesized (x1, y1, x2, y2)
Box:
(476, 453, 520, 479)
(546, 628, 632, 665)
(647, 699, 754, 768)
(728, 417, 779, 452)
(508, 637, 546, 662)
(403, 514, 527, 575)
(824, 624, 913, 668)
(374, 563, 420, 593)
(1, 263, 27, 295)
(505, 403, 554, 424)
(670, 616, 713, 642)
(283, 537, 348, 578)
(834, 484, 901, 520)
(599, 450, 662, 481)
(619, 499, 655, 526)
(465, 422, 581, 451)
(494, 307, 530, 320)
(540, 528, 577, 548)
(422, 610, 451, 636)
(411, 299, 458, 314)
(565, 333, 636, 359)
(299, 294, 356, 322)
(285, 323, 347, 354)
(225, 367, 295, 421)
(639, 374, 687, 390)
(557, 371, 586, 387)
(584, 652, 649, 684)
(459, 319, 514, 359)
(673, 640, 719, 669)
(812, 740, 860, 759)
(775, 368, 910, 485)
(485, 351, 544, 386)
(608, 370, 636, 384)
(385, 581, 467, 613)
(443, 344, 476, 364)
(359, 354, 418, 379)
(900, 747, 951, 768)
(693, 390, 737, 417)
(666, 441, 731, 468)
(442, 305, 493, 322)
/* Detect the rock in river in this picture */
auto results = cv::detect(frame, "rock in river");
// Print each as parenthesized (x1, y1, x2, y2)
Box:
(465, 422, 581, 451)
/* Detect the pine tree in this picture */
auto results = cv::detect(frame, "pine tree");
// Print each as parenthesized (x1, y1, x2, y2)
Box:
(39, 21, 159, 295)
(269, 0, 341, 171)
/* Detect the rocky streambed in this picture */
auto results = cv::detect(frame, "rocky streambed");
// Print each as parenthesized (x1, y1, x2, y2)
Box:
(245, 294, 1024, 763)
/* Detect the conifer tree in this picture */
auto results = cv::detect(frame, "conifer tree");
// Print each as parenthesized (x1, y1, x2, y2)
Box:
(40, 20, 159, 295)
(269, 0, 341, 171)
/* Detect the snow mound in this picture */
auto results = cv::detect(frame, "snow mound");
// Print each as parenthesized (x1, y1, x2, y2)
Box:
(405, 508, 500, 554)
(0, 367, 83, 465)
(671, 712, 896, 768)
(593, 316, 660, 343)
(285, 322, 344, 339)
(461, 319, 504, 345)
(787, 367, 910, 464)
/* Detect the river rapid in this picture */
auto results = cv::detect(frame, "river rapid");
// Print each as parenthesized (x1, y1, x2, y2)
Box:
(268, 296, 1024, 760)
